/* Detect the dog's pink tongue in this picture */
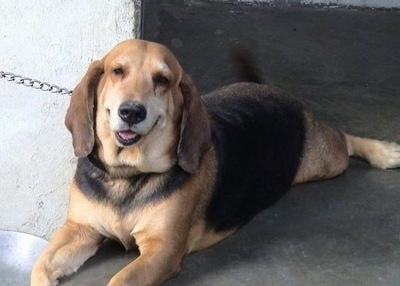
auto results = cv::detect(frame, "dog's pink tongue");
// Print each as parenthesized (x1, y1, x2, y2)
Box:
(118, 130, 136, 140)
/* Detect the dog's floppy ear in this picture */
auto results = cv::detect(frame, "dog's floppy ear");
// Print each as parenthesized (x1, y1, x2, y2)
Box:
(177, 73, 212, 173)
(65, 60, 103, 157)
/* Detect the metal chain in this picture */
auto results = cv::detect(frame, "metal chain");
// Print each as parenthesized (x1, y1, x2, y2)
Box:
(0, 70, 72, 95)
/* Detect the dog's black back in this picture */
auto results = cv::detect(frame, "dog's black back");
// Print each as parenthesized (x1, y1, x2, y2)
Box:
(203, 83, 306, 231)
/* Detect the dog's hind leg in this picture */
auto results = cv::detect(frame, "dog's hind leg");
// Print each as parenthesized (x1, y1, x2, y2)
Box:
(293, 113, 400, 185)
(345, 134, 400, 169)
(293, 116, 349, 184)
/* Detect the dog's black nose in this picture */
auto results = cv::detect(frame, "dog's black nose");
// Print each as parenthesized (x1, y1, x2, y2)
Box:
(118, 101, 147, 126)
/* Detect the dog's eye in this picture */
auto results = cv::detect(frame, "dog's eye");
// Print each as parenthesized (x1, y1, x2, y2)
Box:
(113, 68, 124, 75)
(154, 74, 170, 86)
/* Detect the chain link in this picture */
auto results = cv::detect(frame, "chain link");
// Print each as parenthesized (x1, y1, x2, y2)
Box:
(0, 70, 72, 95)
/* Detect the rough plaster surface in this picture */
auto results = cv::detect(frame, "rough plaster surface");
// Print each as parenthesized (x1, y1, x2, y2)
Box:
(0, 0, 136, 239)
(219, 0, 400, 8)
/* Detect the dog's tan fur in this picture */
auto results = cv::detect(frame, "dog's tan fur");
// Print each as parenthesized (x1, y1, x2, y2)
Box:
(31, 39, 400, 286)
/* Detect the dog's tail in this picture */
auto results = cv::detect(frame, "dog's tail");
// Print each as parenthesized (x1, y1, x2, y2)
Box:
(345, 133, 400, 169)
(231, 46, 400, 169)
(231, 46, 265, 84)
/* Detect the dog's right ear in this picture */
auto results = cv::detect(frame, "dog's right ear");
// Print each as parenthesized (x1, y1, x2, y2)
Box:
(65, 60, 103, 158)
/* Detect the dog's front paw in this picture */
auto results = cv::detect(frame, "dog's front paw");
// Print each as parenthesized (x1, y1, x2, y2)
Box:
(107, 276, 127, 286)
(31, 267, 58, 286)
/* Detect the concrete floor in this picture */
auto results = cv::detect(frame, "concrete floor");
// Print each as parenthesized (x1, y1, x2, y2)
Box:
(64, 1, 400, 285)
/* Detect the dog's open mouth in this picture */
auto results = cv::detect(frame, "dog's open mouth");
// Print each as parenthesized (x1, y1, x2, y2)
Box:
(115, 130, 141, 146)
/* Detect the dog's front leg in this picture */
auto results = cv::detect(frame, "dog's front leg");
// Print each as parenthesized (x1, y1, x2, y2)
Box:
(108, 235, 185, 286)
(31, 221, 104, 286)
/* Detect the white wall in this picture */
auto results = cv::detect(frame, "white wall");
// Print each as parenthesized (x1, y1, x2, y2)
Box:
(0, 0, 137, 239)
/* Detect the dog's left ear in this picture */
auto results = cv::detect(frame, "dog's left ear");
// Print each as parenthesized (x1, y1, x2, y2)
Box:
(65, 60, 103, 158)
(177, 73, 212, 173)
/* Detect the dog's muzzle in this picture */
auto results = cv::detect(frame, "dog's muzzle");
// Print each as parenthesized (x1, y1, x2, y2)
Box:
(114, 101, 147, 146)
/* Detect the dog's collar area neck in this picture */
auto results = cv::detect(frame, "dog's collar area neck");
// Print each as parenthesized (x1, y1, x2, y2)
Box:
(87, 152, 108, 173)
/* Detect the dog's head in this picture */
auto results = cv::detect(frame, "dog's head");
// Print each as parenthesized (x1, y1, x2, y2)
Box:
(65, 40, 211, 174)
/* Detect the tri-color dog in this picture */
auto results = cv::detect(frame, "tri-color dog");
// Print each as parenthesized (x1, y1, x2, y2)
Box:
(31, 39, 400, 285)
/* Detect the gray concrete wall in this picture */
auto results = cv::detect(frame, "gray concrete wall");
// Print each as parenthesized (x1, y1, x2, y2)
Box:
(218, 0, 400, 8)
(0, 0, 137, 239)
